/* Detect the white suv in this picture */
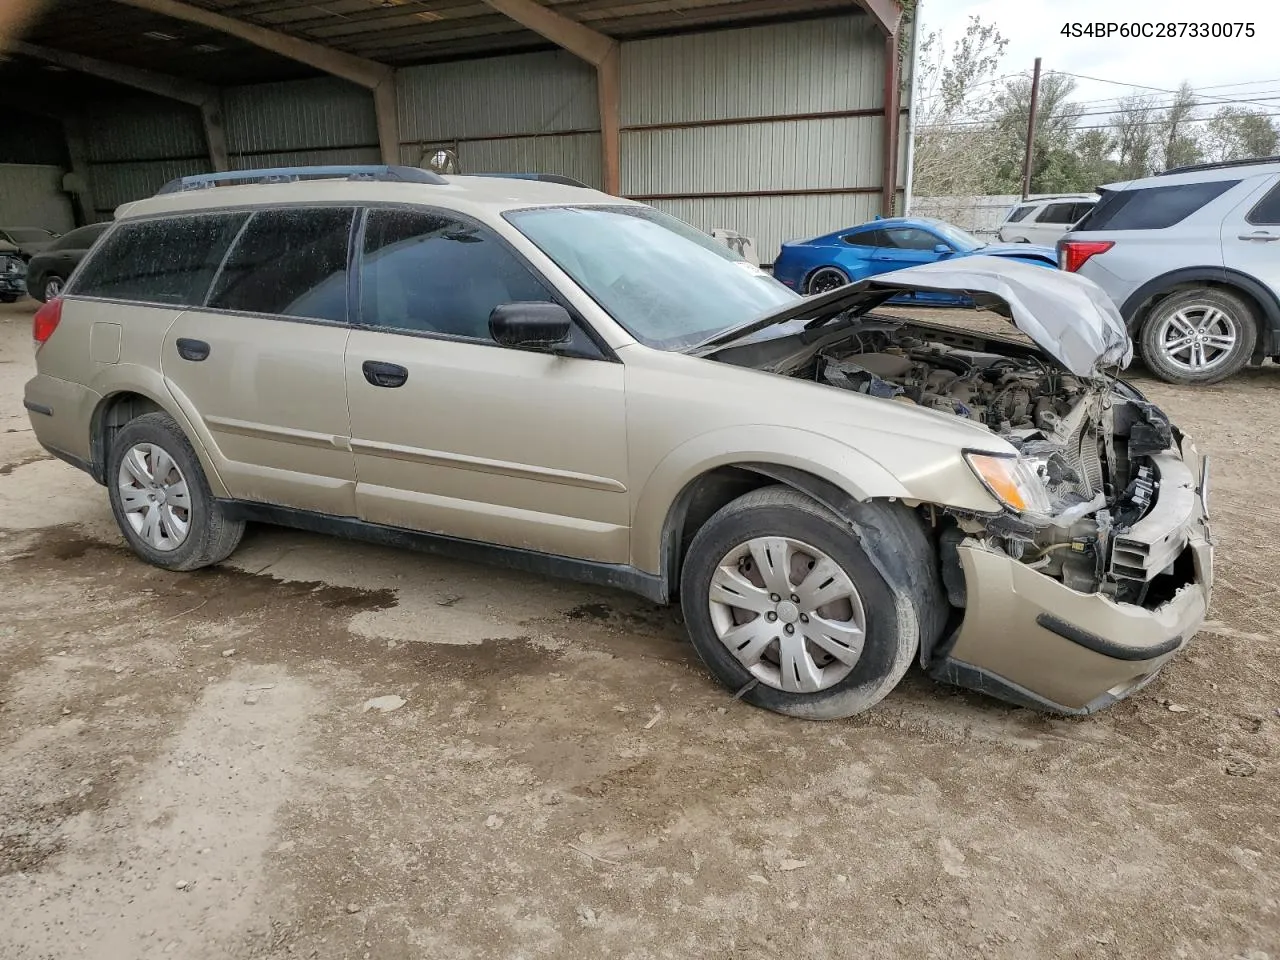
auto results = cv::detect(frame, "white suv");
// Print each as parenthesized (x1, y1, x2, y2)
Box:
(1059, 157, 1280, 384)
(997, 195, 1098, 245)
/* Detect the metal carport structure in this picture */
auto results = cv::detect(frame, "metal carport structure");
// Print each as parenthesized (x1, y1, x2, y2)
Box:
(1, 0, 910, 262)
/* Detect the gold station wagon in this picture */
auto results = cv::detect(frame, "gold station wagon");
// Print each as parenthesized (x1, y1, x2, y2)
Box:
(24, 166, 1213, 719)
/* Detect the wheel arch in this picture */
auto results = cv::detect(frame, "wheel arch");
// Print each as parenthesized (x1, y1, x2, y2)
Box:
(657, 463, 950, 664)
(1121, 267, 1280, 355)
(88, 383, 226, 496)
(634, 432, 913, 601)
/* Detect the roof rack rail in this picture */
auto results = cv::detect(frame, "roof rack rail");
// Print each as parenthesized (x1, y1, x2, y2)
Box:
(155, 164, 448, 195)
(1158, 156, 1280, 176)
(469, 172, 591, 189)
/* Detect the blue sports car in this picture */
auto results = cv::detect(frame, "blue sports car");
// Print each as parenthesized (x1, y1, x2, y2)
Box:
(771, 216, 1057, 303)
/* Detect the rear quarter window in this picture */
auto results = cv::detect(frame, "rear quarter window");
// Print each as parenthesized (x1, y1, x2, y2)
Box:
(1004, 205, 1035, 223)
(1246, 181, 1280, 225)
(207, 207, 353, 322)
(1074, 180, 1240, 231)
(72, 213, 248, 305)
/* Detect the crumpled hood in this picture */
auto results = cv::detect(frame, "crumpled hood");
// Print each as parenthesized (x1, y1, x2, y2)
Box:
(865, 257, 1132, 378)
(693, 255, 1132, 379)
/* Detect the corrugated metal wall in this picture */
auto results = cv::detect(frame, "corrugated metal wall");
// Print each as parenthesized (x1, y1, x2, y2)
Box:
(0, 163, 77, 232)
(224, 77, 380, 167)
(73, 16, 900, 249)
(397, 50, 601, 187)
(620, 15, 889, 262)
(84, 95, 207, 215)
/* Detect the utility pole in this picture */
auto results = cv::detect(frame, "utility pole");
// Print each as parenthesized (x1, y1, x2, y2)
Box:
(1021, 57, 1042, 201)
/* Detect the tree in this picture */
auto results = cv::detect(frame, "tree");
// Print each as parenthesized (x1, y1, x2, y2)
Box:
(1112, 94, 1159, 179)
(1074, 129, 1124, 187)
(1204, 107, 1279, 162)
(1158, 81, 1202, 171)
(910, 16, 1009, 198)
(989, 72, 1084, 192)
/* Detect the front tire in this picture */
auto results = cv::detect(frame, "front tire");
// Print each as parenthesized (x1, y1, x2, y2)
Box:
(1139, 288, 1256, 384)
(42, 275, 64, 301)
(806, 266, 851, 296)
(680, 487, 932, 720)
(107, 412, 244, 571)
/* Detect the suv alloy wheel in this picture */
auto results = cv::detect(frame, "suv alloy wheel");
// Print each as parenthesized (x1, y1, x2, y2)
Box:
(1139, 288, 1257, 384)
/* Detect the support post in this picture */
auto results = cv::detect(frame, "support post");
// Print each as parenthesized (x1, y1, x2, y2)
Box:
(62, 115, 99, 224)
(200, 93, 230, 172)
(881, 29, 901, 218)
(373, 76, 401, 167)
(597, 45, 622, 195)
(480, 0, 620, 193)
(1021, 57, 1043, 200)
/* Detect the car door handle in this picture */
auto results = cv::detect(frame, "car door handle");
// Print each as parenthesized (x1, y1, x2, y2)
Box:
(1238, 231, 1280, 241)
(362, 360, 409, 388)
(175, 338, 210, 361)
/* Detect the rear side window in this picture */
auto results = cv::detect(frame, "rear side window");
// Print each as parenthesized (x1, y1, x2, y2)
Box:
(1075, 180, 1240, 231)
(843, 230, 884, 247)
(358, 208, 556, 340)
(1004, 205, 1035, 223)
(72, 213, 247, 305)
(208, 208, 353, 322)
(1035, 202, 1079, 224)
(1247, 182, 1280, 224)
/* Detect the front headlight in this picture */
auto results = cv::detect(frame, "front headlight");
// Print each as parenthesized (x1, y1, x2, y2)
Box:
(965, 452, 1053, 514)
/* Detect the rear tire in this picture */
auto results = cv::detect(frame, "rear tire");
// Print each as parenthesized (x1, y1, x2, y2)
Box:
(679, 486, 933, 720)
(42, 275, 64, 302)
(805, 266, 851, 296)
(107, 412, 244, 571)
(1139, 288, 1256, 385)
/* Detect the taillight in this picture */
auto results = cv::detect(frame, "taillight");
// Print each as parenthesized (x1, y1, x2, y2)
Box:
(1059, 240, 1114, 273)
(32, 297, 63, 348)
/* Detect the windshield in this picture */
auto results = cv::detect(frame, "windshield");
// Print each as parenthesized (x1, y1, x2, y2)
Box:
(5, 228, 53, 243)
(505, 205, 798, 350)
(928, 221, 983, 252)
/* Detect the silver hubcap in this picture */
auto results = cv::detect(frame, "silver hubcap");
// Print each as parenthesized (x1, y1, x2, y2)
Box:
(708, 536, 867, 693)
(808, 268, 849, 295)
(1157, 304, 1237, 372)
(45, 277, 62, 299)
(117, 443, 191, 551)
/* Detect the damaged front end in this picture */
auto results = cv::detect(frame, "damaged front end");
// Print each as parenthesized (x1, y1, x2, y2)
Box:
(808, 319, 1205, 608)
(700, 258, 1213, 713)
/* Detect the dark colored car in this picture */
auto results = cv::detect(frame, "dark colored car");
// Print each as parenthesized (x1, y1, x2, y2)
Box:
(0, 240, 27, 302)
(0, 226, 58, 260)
(27, 222, 110, 303)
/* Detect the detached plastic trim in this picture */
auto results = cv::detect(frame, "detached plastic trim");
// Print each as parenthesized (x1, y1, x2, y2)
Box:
(156, 165, 448, 195)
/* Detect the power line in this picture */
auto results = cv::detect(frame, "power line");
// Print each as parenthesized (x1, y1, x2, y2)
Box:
(922, 111, 1280, 132)
(1047, 69, 1280, 112)
(1065, 76, 1280, 109)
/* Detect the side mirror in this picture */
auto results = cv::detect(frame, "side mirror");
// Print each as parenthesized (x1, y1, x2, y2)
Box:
(933, 243, 952, 255)
(489, 302, 573, 350)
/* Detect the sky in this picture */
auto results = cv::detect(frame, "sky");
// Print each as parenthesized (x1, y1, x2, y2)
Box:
(916, 0, 1280, 125)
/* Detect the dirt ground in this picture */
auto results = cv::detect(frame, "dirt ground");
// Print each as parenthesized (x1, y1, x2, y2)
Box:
(0, 297, 1276, 960)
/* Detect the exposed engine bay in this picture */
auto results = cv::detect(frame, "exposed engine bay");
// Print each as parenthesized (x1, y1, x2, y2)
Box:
(789, 320, 1183, 606)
